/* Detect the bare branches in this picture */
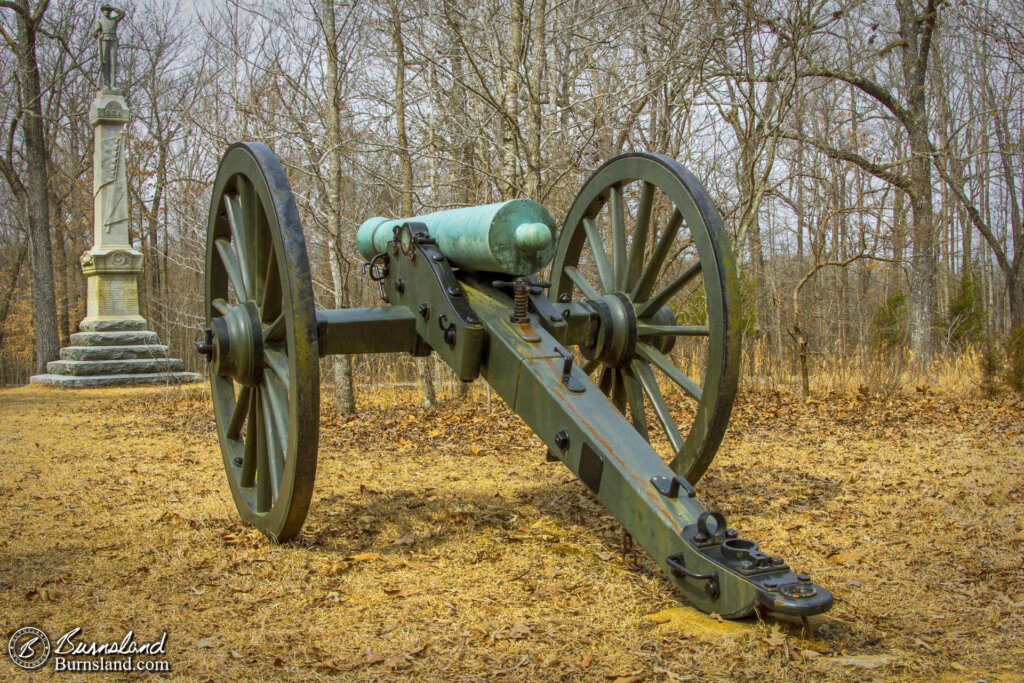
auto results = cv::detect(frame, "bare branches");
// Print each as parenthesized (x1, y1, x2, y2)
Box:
(780, 130, 914, 196)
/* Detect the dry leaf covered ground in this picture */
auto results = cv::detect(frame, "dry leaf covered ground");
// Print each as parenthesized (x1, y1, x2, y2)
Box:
(1, 382, 1023, 681)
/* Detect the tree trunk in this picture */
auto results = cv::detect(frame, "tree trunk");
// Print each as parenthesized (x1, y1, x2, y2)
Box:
(1009, 270, 1024, 332)
(525, 0, 545, 199)
(897, 0, 938, 358)
(390, 0, 436, 408)
(146, 144, 167, 327)
(52, 212, 69, 345)
(11, 2, 60, 373)
(0, 238, 29, 348)
(501, 0, 524, 199)
(323, 0, 356, 414)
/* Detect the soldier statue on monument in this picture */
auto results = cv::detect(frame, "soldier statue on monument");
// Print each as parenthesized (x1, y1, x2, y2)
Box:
(92, 5, 125, 90)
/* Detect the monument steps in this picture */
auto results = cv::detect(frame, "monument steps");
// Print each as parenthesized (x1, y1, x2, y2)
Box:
(60, 344, 171, 361)
(47, 357, 185, 376)
(69, 331, 161, 346)
(30, 372, 202, 388)
(79, 318, 149, 332)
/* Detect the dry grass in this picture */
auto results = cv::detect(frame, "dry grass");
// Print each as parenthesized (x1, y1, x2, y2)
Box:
(1, 380, 1023, 682)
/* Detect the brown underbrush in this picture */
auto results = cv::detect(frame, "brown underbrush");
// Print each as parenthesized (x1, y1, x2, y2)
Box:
(1, 381, 1022, 681)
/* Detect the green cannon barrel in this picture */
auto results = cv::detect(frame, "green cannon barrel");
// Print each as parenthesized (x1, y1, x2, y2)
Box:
(356, 199, 557, 276)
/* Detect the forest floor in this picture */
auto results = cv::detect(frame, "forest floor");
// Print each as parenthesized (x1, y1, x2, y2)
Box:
(1, 380, 1023, 682)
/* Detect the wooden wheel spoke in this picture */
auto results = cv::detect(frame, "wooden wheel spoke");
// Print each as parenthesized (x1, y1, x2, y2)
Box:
(259, 246, 281, 314)
(631, 359, 685, 453)
(255, 392, 272, 511)
(223, 193, 251, 298)
(240, 388, 258, 487)
(610, 369, 627, 414)
(262, 371, 289, 454)
(637, 324, 709, 337)
(227, 385, 251, 439)
(635, 342, 702, 402)
(263, 313, 286, 342)
(582, 216, 614, 294)
(564, 266, 602, 302)
(609, 184, 626, 290)
(263, 347, 291, 391)
(215, 237, 249, 301)
(622, 367, 649, 439)
(259, 383, 285, 501)
(636, 259, 701, 318)
(625, 181, 655, 290)
(212, 298, 231, 317)
(632, 209, 683, 302)
(253, 190, 270, 305)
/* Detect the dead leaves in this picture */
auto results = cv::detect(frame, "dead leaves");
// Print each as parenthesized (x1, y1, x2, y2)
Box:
(358, 644, 430, 671)
(391, 534, 415, 546)
(497, 623, 531, 641)
(829, 547, 867, 566)
(217, 524, 267, 549)
(348, 551, 383, 562)
(26, 586, 58, 601)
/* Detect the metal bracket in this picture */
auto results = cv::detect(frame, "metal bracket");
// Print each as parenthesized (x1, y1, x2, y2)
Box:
(578, 442, 603, 494)
(438, 315, 456, 346)
(407, 223, 481, 328)
(363, 252, 391, 303)
(555, 347, 585, 393)
(651, 475, 696, 499)
(666, 553, 719, 599)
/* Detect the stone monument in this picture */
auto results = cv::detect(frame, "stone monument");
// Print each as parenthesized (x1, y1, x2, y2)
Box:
(31, 6, 199, 387)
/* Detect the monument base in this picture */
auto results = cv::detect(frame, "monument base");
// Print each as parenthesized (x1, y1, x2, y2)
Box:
(30, 317, 202, 388)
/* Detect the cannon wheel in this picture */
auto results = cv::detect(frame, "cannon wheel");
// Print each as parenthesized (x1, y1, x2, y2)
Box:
(550, 153, 740, 483)
(204, 142, 319, 542)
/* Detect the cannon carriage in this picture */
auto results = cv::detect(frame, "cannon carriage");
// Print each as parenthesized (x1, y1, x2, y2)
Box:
(197, 142, 832, 619)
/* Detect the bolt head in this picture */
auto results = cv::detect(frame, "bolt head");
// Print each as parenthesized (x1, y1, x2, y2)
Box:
(740, 560, 754, 570)
(233, 457, 243, 467)
(693, 533, 707, 543)
(797, 574, 811, 583)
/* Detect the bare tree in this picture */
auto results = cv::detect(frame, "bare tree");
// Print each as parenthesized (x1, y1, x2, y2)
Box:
(0, 0, 60, 373)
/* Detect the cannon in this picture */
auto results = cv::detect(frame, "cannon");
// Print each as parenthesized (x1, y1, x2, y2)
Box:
(197, 142, 833, 619)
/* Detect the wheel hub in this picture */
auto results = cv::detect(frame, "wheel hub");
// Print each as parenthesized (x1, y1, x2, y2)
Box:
(580, 293, 637, 368)
(210, 301, 264, 386)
